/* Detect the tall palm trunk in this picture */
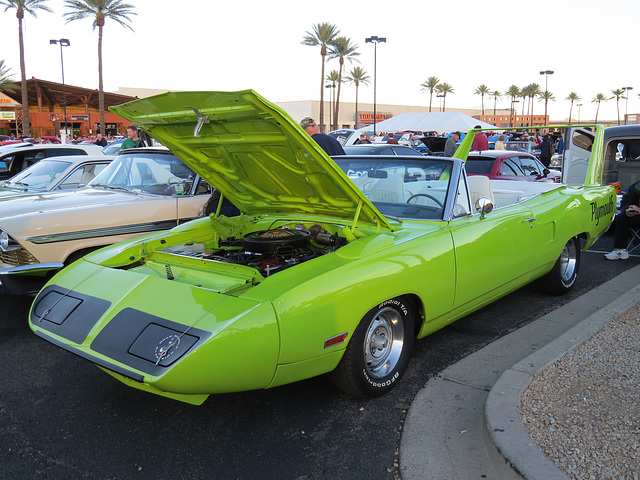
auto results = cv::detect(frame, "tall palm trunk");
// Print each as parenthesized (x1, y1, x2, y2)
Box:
(97, 17, 106, 134)
(595, 103, 600, 124)
(333, 58, 344, 131)
(354, 81, 359, 128)
(568, 101, 573, 123)
(319, 46, 326, 132)
(17, 8, 30, 137)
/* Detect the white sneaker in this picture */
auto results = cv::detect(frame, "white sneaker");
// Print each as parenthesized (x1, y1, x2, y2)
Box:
(605, 248, 630, 260)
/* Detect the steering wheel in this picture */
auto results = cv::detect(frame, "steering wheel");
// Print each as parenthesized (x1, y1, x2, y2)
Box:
(166, 176, 182, 185)
(406, 193, 443, 208)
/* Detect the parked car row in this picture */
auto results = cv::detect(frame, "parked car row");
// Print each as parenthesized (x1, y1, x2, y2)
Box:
(0, 147, 214, 295)
(0, 143, 105, 180)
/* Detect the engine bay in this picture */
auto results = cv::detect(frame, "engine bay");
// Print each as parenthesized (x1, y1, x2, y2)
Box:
(161, 223, 348, 277)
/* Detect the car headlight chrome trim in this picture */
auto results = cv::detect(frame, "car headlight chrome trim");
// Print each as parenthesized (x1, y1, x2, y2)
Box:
(0, 229, 21, 252)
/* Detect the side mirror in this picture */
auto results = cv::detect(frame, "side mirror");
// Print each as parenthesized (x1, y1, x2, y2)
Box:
(475, 197, 494, 219)
(543, 168, 550, 176)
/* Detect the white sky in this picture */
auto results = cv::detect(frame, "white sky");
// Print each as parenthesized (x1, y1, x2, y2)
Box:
(1, 0, 638, 123)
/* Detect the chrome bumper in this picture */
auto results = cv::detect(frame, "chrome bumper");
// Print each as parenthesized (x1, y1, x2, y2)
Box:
(0, 262, 64, 295)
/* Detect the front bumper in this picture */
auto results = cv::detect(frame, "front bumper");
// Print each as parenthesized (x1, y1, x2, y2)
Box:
(0, 262, 64, 295)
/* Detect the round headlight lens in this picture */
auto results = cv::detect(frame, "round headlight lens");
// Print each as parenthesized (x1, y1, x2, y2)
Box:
(0, 230, 8, 251)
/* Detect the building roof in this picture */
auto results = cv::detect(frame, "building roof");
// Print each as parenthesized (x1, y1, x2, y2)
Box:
(3, 78, 136, 110)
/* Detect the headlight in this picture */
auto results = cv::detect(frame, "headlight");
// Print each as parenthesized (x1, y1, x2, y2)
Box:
(0, 230, 21, 252)
(0, 230, 8, 251)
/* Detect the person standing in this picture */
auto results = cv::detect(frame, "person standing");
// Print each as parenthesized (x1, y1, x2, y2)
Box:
(605, 181, 640, 260)
(95, 133, 108, 147)
(539, 134, 553, 167)
(120, 125, 144, 151)
(471, 126, 489, 151)
(494, 135, 506, 150)
(444, 132, 460, 157)
(299, 117, 346, 155)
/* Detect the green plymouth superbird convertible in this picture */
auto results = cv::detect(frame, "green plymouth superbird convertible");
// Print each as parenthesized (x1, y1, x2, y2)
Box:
(29, 91, 615, 405)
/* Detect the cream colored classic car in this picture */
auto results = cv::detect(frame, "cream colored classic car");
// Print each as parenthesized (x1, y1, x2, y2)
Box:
(0, 147, 218, 295)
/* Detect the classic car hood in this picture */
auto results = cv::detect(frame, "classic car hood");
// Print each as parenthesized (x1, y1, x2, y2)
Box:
(0, 188, 151, 220)
(110, 90, 392, 230)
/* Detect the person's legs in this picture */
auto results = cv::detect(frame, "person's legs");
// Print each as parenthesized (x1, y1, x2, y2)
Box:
(606, 213, 640, 260)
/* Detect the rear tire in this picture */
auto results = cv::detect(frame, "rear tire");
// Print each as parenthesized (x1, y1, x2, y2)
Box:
(536, 237, 580, 295)
(328, 297, 414, 397)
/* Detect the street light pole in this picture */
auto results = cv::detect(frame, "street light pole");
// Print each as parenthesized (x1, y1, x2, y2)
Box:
(539, 70, 554, 125)
(325, 84, 335, 129)
(50, 38, 71, 143)
(577, 103, 583, 123)
(622, 87, 633, 125)
(365, 35, 386, 137)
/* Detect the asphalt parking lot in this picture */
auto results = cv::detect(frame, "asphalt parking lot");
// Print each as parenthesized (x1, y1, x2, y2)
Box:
(1, 230, 637, 480)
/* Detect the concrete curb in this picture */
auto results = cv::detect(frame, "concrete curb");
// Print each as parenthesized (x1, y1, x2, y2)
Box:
(484, 265, 640, 479)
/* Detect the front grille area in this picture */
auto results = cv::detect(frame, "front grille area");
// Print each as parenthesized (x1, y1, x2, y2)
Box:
(0, 247, 39, 267)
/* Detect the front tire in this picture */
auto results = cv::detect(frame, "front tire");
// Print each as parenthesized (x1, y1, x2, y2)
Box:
(536, 237, 580, 295)
(328, 297, 414, 397)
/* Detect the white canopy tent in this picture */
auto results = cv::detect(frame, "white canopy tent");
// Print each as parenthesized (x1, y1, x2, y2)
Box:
(359, 112, 496, 134)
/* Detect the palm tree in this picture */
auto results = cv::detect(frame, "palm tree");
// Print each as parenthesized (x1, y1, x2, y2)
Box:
(64, 0, 136, 136)
(540, 89, 555, 122)
(592, 93, 607, 124)
(565, 92, 581, 123)
(474, 84, 490, 116)
(525, 83, 541, 126)
(327, 36, 359, 131)
(302, 22, 340, 132)
(489, 90, 501, 116)
(0, 0, 53, 137)
(420, 76, 439, 112)
(435, 82, 454, 112)
(0, 59, 19, 94)
(324, 70, 340, 129)
(344, 66, 369, 128)
(505, 85, 520, 127)
(611, 88, 625, 125)
(519, 86, 529, 118)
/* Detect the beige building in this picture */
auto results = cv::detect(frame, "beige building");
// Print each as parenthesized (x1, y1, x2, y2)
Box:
(117, 87, 480, 132)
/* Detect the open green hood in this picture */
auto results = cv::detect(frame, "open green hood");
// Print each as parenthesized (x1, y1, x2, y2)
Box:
(110, 90, 392, 230)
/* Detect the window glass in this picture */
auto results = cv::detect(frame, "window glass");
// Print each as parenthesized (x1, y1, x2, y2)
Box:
(89, 153, 197, 196)
(501, 157, 523, 175)
(518, 156, 542, 176)
(334, 157, 454, 220)
(5, 159, 72, 190)
(57, 162, 110, 190)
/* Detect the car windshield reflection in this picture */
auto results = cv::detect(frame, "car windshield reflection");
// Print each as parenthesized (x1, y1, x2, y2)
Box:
(87, 151, 196, 196)
(2, 159, 73, 191)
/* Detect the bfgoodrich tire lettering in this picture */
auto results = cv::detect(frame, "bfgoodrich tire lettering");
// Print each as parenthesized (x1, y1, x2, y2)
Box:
(328, 296, 414, 397)
(536, 237, 580, 295)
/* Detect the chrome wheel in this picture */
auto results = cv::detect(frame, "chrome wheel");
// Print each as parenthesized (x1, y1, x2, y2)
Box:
(559, 240, 578, 286)
(363, 306, 406, 379)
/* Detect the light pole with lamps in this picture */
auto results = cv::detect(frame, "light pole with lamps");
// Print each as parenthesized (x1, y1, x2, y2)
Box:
(50, 38, 71, 143)
(622, 87, 633, 125)
(325, 84, 335, 130)
(539, 70, 554, 124)
(365, 35, 386, 136)
(577, 103, 583, 123)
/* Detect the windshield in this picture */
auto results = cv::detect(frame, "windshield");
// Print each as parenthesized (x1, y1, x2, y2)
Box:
(333, 157, 453, 220)
(1, 159, 72, 191)
(88, 152, 197, 196)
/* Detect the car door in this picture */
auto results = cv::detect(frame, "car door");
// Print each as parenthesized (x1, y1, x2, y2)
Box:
(449, 196, 538, 309)
(562, 128, 595, 184)
(175, 176, 216, 221)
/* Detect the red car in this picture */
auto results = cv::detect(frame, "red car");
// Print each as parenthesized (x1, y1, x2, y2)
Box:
(465, 150, 560, 182)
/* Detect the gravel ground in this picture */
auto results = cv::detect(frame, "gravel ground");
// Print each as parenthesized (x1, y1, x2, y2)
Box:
(521, 302, 640, 480)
